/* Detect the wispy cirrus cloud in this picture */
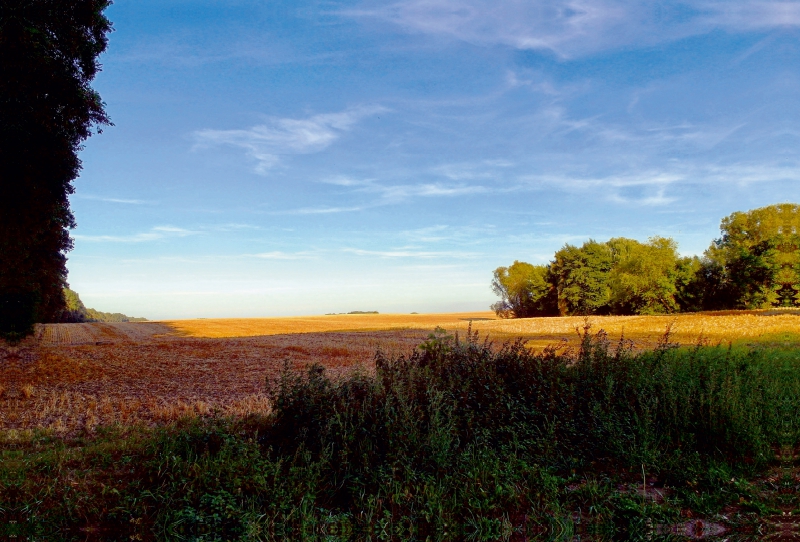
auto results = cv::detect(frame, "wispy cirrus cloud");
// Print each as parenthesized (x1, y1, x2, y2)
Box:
(378, 183, 488, 200)
(432, 160, 514, 181)
(519, 162, 800, 205)
(208, 223, 261, 232)
(112, 33, 292, 67)
(265, 176, 489, 216)
(399, 224, 451, 243)
(398, 224, 500, 245)
(608, 188, 677, 206)
(74, 226, 200, 243)
(251, 251, 317, 260)
(344, 0, 800, 58)
(269, 205, 368, 215)
(702, 1, 800, 30)
(193, 105, 387, 173)
(77, 195, 153, 205)
(698, 163, 800, 184)
(519, 170, 684, 206)
(529, 104, 749, 151)
(320, 176, 488, 203)
(522, 171, 684, 189)
(343, 248, 480, 258)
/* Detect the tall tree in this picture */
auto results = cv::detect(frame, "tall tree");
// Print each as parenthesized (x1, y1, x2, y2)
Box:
(0, 0, 112, 340)
(704, 203, 800, 309)
(491, 261, 556, 318)
(673, 255, 704, 312)
(550, 240, 613, 316)
(607, 236, 682, 315)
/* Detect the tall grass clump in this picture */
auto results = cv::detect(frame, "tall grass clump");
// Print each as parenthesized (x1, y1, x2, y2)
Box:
(270, 325, 786, 468)
(136, 326, 795, 539)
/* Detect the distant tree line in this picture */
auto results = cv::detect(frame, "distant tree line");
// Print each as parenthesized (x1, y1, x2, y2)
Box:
(61, 288, 147, 323)
(491, 203, 800, 318)
(325, 311, 380, 315)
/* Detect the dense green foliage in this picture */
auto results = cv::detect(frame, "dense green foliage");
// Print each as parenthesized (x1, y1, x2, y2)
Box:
(551, 240, 615, 315)
(61, 288, 147, 323)
(606, 237, 685, 315)
(493, 203, 800, 317)
(4, 329, 797, 539)
(490, 261, 555, 318)
(702, 203, 800, 309)
(0, 0, 112, 341)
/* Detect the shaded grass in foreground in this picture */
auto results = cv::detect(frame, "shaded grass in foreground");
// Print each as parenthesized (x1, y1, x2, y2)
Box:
(2, 327, 798, 540)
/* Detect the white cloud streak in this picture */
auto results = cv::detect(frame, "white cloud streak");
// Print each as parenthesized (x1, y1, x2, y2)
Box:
(343, 248, 480, 258)
(77, 195, 153, 205)
(193, 106, 387, 173)
(345, 0, 800, 58)
(519, 163, 800, 205)
(320, 176, 488, 203)
(702, 1, 800, 30)
(270, 205, 368, 215)
(264, 176, 490, 216)
(607, 188, 677, 206)
(74, 226, 200, 243)
(251, 251, 317, 260)
(522, 171, 685, 190)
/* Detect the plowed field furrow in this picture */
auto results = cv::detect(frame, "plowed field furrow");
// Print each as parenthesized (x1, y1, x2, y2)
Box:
(40, 324, 97, 345)
(37, 322, 175, 346)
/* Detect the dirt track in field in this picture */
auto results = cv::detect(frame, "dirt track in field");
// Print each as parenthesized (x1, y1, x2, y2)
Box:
(1, 311, 798, 436)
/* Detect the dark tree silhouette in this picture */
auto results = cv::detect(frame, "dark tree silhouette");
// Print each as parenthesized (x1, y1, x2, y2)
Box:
(0, 0, 112, 340)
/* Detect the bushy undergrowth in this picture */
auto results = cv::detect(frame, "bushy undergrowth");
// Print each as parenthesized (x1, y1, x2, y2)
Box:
(3, 327, 798, 540)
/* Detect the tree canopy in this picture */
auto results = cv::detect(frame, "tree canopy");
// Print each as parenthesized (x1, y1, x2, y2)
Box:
(607, 236, 682, 315)
(491, 203, 800, 318)
(0, 0, 112, 340)
(704, 203, 800, 309)
(491, 261, 555, 318)
(62, 288, 147, 323)
(551, 240, 613, 316)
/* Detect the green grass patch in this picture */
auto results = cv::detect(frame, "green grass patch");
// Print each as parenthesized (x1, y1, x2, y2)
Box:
(733, 330, 800, 350)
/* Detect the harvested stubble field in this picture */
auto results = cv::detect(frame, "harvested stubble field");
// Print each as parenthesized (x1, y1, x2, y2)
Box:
(1, 310, 798, 437)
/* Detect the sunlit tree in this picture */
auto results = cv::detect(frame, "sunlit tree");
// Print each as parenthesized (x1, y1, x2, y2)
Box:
(550, 240, 613, 316)
(704, 203, 800, 309)
(491, 261, 556, 318)
(607, 237, 682, 315)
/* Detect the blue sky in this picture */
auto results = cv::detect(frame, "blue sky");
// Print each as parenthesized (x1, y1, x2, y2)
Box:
(70, 0, 800, 319)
